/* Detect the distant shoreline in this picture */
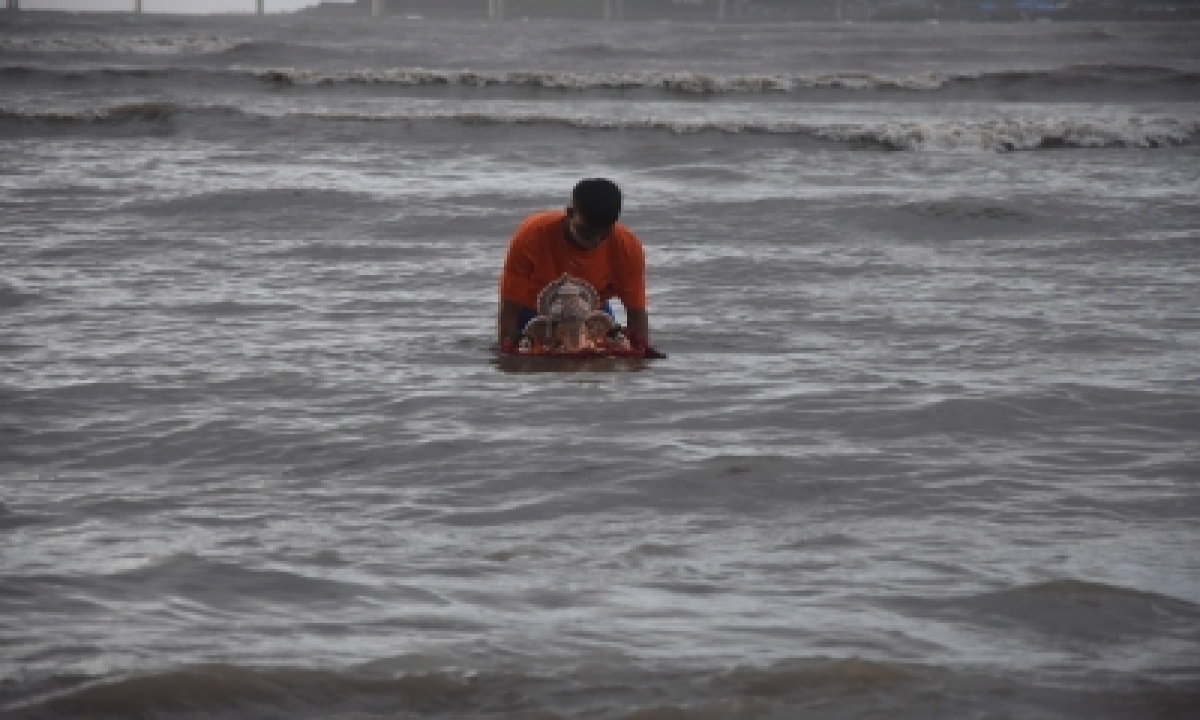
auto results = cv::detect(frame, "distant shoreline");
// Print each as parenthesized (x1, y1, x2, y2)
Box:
(3, 0, 1198, 22)
(293, 0, 1200, 23)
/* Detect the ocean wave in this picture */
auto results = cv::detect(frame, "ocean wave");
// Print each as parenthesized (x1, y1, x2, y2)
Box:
(0, 280, 41, 311)
(240, 63, 1200, 94)
(8, 657, 1199, 720)
(0, 101, 178, 124)
(0, 34, 249, 55)
(124, 187, 382, 215)
(965, 62, 1200, 89)
(0, 501, 46, 531)
(0, 63, 177, 85)
(547, 41, 668, 60)
(897, 579, 1200, 641)
(0, 659, 950, 719)
(83, 552, 388, 605)
(992, 579, 1200, 608)
(289, 108, 1200, 152)
(3, 101, 1196, 152)
(239, 64, 802, 92)
(5, 60, 1196, 97)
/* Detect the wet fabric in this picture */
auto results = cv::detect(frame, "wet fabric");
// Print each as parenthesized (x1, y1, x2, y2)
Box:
(498, 210, 648, 312)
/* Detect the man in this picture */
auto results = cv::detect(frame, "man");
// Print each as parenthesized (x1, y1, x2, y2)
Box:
(496, 178, 657, 352)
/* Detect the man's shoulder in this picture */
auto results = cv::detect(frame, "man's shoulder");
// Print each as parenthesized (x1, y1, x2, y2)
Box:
(515, 210, 566, 239)
(611, 222, 644, 251)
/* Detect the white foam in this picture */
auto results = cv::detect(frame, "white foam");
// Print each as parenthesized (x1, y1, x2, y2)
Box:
(5, 98, 1196, 152)
(235, 65, 969, 94)
(813, 115, 1200, 151)
(290, 106, 1199, 152)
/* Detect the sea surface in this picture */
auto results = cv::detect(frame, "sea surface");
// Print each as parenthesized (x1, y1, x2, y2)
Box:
(2, 10, 1199, 719)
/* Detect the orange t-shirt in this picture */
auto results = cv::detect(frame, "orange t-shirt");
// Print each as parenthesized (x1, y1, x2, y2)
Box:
(499, 210, 647, 311)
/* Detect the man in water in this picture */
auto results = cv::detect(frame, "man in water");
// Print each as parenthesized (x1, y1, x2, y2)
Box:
(496, 178, 656, 350)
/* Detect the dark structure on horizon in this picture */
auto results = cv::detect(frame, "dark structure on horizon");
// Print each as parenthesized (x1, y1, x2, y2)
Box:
(308, 0, 1200, 21)
(4, 0, 269, 12)
(4, 0, 1193, 18)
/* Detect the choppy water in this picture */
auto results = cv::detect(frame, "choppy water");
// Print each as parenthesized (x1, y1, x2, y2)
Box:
(2, 10, 1199, 720)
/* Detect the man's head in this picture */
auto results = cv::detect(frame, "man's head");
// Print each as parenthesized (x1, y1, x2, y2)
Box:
(572, 178, 622, 227)
(566, 178, 621, 250)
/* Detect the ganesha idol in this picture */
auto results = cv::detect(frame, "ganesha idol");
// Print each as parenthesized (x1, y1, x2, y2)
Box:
(511, 274, 637, 356)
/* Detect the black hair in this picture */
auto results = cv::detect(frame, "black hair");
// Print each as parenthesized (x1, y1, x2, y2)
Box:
(572, 178, 622, 228)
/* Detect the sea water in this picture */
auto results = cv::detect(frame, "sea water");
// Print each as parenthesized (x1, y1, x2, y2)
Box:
(1, 10, 1199, 719)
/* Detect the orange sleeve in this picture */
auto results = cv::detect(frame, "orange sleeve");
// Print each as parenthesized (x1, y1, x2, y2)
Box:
(498, 216, 542, 309)
(613, 229, 648, 311)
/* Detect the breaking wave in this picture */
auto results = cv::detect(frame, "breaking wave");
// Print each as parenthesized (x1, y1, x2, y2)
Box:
(5, 60, 1197, 98)
(0, 34, 249, 55)
(3, 101, 1197, 152)
(242, 62, 1200, 94)
(244, 65, 844, 92)
(210, 106, 1200, 152)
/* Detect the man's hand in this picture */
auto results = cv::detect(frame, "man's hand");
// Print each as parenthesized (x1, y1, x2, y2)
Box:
(627, 309, 651, 347)
(626, 308, 666, 359)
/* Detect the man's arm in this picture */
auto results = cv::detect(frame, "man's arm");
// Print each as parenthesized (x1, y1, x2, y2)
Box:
(497, 218, 534, 346)
(627, 308, 667, 358)
(627, 308, 650, 346)
(497, 298, 524, 346)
